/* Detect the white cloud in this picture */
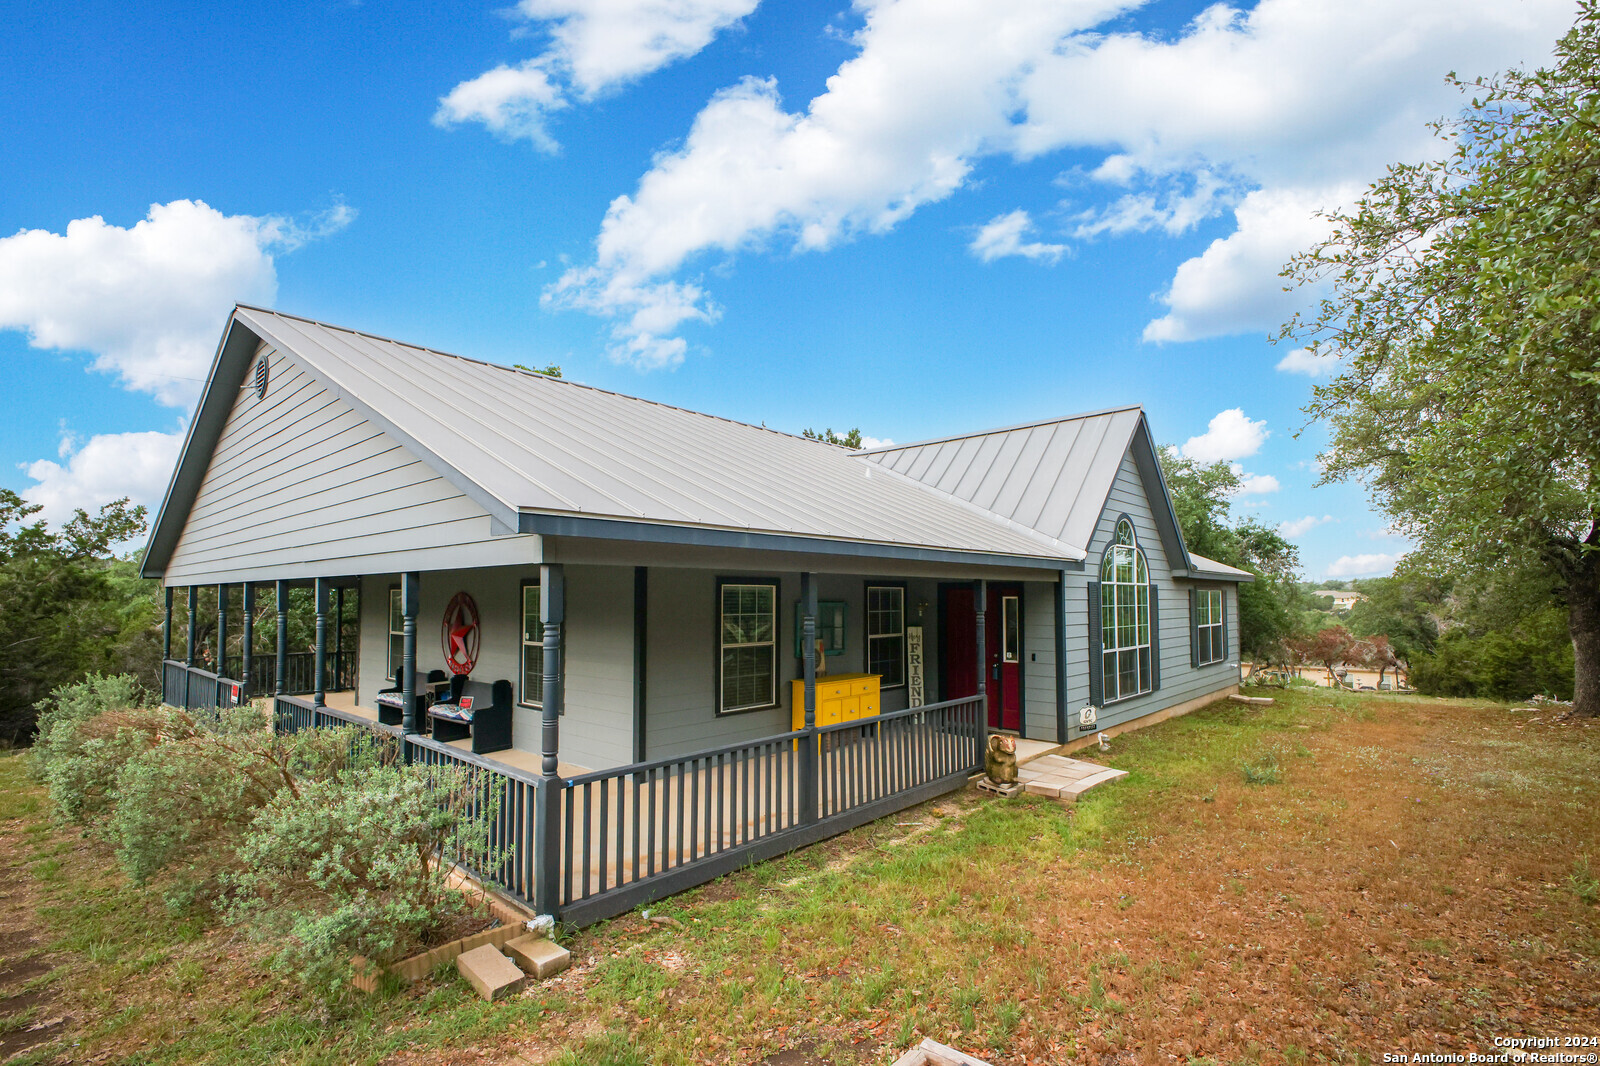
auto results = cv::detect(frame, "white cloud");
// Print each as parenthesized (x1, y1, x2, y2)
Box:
(1180, 408, 1268, 463)
(969, 210, 1066, 263)
(1233, 472, 1280, 496)
(1276, 346, 1340, 377)
(859, 435, 894, 449)
(1279, 513, 1333, 537)
(1326, 552, 1399, 579)
(436, 0, 760, 150)
(0, 199, 351, 407)
(21, 429, 185, 529)
(548, 0, 1570, 356)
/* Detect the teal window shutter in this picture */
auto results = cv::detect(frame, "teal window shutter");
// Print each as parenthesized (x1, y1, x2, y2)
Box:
(1149, 581, 1161, 690)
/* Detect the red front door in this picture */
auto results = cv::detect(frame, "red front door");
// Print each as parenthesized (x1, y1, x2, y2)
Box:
(942, 584, 1022, 732)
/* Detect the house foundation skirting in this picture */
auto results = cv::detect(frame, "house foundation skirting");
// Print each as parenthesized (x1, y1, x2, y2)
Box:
(1056, 682, 1240, 755)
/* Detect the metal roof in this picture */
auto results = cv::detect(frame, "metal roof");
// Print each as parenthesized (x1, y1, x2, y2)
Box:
(858, 406, 1144, 553)
(229, 307, 1084, 565)
(1186, 552, 1256, 580)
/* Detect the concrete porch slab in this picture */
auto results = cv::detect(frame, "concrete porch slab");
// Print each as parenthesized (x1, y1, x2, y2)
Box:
(1015, 754, 1128, 802)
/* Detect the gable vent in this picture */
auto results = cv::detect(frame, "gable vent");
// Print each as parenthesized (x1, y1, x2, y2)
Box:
(253, 356, 269, 400)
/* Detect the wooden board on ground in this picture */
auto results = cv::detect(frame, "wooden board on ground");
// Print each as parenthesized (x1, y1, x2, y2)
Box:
(890, 1037, 995, 1066)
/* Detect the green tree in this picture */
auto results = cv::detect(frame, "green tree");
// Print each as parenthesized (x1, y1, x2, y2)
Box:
(0, 490, 156, 743)
(1346, 572, 1448, 665)
(802, 427, 864, 449)
(513, 363, 562, 377)
(1158, 451, 1303, 659)
(1282, 4, 1600, 715)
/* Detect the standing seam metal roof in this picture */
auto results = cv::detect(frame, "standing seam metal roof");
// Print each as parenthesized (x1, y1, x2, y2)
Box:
(232, 307, 1086, 563)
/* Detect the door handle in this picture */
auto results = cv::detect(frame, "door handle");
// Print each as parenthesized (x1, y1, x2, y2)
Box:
(991, 663, 1000, 680)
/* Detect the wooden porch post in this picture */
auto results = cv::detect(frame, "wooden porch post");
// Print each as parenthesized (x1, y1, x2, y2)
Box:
(313, 578, 330, 708)
(241, 584, 255, 698)
(534, 563, 565, 916)
(275, 582, 289, 696)
(799, 572, 819, 826)
(401, 572, 421, 735)
(1054, 571, 1068, 743)
(162, 587, 173, 662)
(216, 584, 229, 683)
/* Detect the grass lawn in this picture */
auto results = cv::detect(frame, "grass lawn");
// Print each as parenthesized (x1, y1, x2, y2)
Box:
(1, 689, 1596, 1065)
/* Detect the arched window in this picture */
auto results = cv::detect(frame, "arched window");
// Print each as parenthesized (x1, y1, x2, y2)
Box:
(1100, 518, 1152, 702)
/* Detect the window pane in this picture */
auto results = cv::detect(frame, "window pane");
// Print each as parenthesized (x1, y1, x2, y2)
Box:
(1210, 627, 1224, 663)
(1119, 649, 1139, 699)
(722, 645, 773, 710)
(389, 633, 403, 677)
(1103, 651, 1118, 702)
(1002, 596, 1019, 662)
(1116, 552, 1133, 584)
(1138, 647, 1151, 691)
(389, 589, 402, 634)
(869, 635, 905, 686)
(523, 645, 543, 705)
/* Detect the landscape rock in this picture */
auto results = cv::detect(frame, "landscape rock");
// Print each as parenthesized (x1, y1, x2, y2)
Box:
(456, 944, 525, 1001)
(505, 934, 572, 979)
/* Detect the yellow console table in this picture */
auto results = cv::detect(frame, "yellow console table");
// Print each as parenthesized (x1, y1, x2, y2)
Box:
(791, 673, 881, 729)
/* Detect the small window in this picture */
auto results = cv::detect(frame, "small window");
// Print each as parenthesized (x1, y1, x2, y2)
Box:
(720, 581, 777, 713)
(1100, 518, 1152, 703)
(521, 582, 543, 707)
(387, 587, 404, 678)
(866, 585, 906, 688)
(1197, 589, 1224, 666)
(1001, 595, 1020, 664)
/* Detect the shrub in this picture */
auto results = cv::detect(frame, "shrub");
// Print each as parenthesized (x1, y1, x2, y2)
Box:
(42, 707, 171, 826)
(107, 717, 389, 909)
(31, 673, 146, 782)
(226, 760, 501, 990)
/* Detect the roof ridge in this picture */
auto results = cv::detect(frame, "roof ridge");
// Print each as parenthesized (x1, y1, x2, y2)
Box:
(234, 304, 839, 451)
(853, 404, 1144, 456)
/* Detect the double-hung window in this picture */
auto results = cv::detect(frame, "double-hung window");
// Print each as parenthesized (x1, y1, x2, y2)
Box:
(387, 587, 403, 678)
(865, 585, 906, 687)
(720, 581, 777, 713)
(521, 581, 543, 707)
(1196, 589, 1224, 666)
(1100, 519, 1152, 703)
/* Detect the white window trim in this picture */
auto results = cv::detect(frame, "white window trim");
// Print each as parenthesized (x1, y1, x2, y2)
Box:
(1101, 519, 1152, 704)
(1197, 588, 1224, 667)
(719, 581, 778, 714)
(866, 585, 907, 689)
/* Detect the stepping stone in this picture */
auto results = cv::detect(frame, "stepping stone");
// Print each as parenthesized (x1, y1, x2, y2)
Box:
(505, 934, 572, 979)
(456, 943, 525, 1001)
(1057, 767, 1129, 802)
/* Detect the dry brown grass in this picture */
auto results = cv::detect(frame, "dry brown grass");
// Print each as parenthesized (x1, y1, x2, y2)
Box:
(4, 690, 1597, 1066)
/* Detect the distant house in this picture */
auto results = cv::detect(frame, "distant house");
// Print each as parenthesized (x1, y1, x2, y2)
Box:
(1313, 588, 1366, 610)
(142, 305, 1252, 924)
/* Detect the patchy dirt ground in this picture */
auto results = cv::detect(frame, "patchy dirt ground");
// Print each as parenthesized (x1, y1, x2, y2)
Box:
(5, 692, 1598, 1066)
(0, 779, 67, 1059)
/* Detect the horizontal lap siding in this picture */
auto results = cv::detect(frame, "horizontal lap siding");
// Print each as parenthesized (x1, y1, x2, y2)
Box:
(1063, 453, 1239, 737)
(1023, 580, 1059, 741)
(642, 569, 947, 761)
(164, 344, 537, 584)
(357, 565, 636, 773)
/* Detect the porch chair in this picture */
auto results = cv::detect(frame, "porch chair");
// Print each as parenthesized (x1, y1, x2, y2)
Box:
(375, 668, 447, 729)
(427, 678, 514, 755)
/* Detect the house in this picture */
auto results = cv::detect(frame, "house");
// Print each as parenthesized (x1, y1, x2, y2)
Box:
(141, 305, 1251, 924)
(1313, 588, 1365, 610)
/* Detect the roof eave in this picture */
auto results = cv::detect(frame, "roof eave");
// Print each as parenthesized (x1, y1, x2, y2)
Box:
(518, 511, 1087, 572)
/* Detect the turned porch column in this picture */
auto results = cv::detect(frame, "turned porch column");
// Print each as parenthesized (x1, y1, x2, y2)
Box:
(274, 581, 289, 697)
(313, 578, 329, 709)
(401, 572, 421, 735)
(799, 572, 819, 826)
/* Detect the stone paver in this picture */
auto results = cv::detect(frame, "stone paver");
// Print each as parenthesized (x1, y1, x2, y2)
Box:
(456, 943, 525, 1001)
(506, 934, 572, 979)
(1015, 755, 1128, 802)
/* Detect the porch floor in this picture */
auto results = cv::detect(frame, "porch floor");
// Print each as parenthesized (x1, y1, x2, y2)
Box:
(319, 691, 592, 777)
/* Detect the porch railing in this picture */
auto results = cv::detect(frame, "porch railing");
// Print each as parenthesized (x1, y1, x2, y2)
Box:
(161, 659, 247, 713)
(222, 652, 352, 697)
(268, 691, 987, 927)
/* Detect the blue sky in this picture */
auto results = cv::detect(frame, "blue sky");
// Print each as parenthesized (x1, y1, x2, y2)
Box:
(0, 0, 1575, 578)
